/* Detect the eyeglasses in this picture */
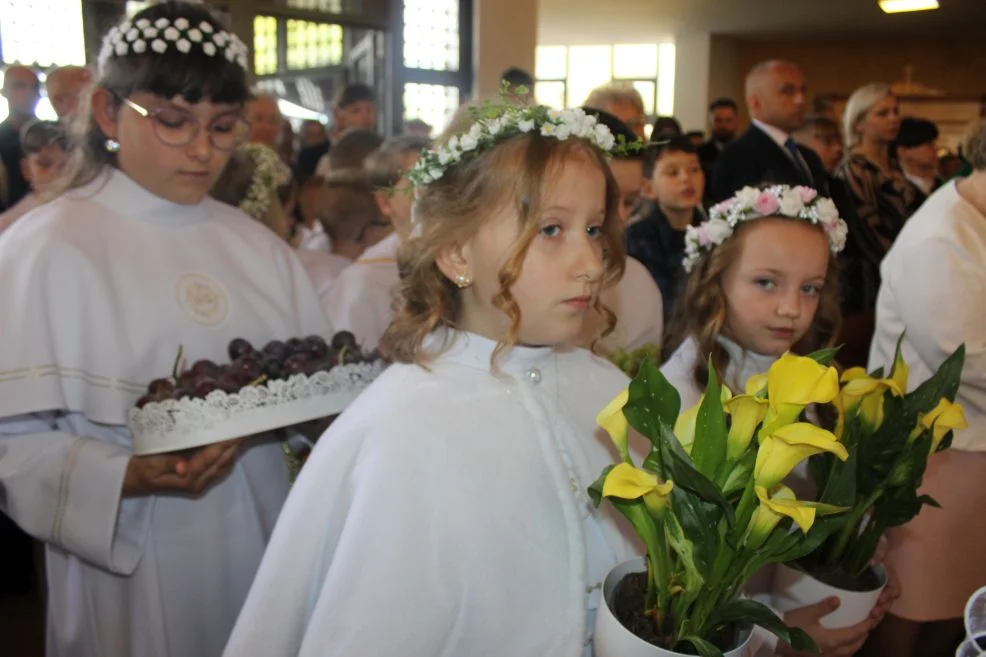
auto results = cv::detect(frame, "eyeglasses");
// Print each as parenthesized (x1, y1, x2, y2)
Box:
(121, 97, 250, 152)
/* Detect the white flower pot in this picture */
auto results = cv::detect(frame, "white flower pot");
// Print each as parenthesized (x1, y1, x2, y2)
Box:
(772, 563, 887, 629)
(594, 557, 752, 657)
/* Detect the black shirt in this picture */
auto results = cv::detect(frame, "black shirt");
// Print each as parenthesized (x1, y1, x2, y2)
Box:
(0, 119, 29, 209)
(625, 205, 703, 324)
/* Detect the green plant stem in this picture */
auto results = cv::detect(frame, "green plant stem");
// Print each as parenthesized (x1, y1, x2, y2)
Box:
(827, 488, 883, 566)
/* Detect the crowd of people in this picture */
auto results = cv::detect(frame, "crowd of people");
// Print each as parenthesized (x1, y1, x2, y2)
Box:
(0, 2, 983, 657)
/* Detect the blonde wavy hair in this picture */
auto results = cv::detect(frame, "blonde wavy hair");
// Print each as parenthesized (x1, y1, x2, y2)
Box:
(381, 131, 625, 367)
(843, 83, 894, 149)
(667, 218, 842, 391)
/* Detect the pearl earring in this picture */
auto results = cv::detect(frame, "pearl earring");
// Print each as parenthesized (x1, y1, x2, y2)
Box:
(453, 273, 472, 289)
(104, 138, 121, 153)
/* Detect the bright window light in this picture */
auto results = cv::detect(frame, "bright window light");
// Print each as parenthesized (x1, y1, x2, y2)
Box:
(0, 0, 86, 66)
(657, 43, 676, 117)
(879, 0, 939, 13)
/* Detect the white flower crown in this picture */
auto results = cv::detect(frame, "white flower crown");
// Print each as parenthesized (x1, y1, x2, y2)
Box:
(682, 185, 848, 273)
(235, 143, 291, 221)
(98, 14, 249, 74)
(407, 104, 638, 189)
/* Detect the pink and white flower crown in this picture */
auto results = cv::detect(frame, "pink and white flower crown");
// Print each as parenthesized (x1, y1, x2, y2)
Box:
(682, 185, 848, 273)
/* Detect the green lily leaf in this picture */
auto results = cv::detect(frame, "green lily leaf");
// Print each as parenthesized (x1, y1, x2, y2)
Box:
(587, 464, 616, 507)
(709, 599, 817, 653)
(691, 358, 728, 480)
(806, 346, 840, 366)
(677, 635, 722, 657)
(624, 358, 682, 475)
(659, 422, 736, 528)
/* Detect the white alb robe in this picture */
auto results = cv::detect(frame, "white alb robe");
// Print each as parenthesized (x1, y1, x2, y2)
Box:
(321, 231, 400, 349)
(295, 247, 351, 308)
(0, 168, 330, 657)
(223, 331, 642, 657)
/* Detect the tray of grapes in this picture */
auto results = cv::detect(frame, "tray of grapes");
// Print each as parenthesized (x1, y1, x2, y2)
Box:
(127, 332, 386, 455)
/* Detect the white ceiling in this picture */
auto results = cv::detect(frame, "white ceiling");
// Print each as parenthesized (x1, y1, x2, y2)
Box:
(537, 0, 986, 44)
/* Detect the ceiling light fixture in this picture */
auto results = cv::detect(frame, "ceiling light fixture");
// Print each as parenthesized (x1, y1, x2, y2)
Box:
(879, 0, 940, 13)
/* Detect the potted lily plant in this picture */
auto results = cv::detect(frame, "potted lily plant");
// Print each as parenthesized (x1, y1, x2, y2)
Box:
(591, 350, 853, 657)
(773, 338, 967, 628)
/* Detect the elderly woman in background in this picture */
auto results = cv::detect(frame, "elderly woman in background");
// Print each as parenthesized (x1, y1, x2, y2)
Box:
(834, 84, 921, 304)
(865, 118, 986, 657)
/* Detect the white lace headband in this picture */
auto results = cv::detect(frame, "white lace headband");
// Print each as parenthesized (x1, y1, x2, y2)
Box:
(98, 15, 249, 74)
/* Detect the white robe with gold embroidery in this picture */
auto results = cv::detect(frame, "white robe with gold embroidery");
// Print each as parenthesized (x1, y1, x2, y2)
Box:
(0, 168, 330, 657)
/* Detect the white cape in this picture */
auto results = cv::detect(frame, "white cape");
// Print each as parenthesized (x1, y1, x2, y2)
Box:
(223, 332, 641, 657)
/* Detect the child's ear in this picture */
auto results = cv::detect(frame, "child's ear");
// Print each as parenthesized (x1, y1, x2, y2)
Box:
(90, 88, 120, 142)
(372, 189, 392, 218)
(436, 240, 472, 286)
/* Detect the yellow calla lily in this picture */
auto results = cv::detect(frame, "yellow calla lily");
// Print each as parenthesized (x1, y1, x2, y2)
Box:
(766, 353, 840, 426)
(674, 401, 699, 454)
(724, 394, 769, 460)
(746, 485, 813, 548)
(746, 373, 769, 397)
(836, 368, 904, 433)
(602, 463, 675, 517)
(890, 349, 910, 395)
(597, 388, 631, 462)
(911, 398, 968, 453)
(754, 422, 849, 489)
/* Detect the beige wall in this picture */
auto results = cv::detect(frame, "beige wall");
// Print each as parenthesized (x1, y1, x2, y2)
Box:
(732, 38, 986, 123)
(672, 33, 712, 132)
(473, 0, 538, 99)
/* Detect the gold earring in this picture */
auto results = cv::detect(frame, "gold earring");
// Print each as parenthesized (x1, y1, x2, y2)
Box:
(453, 273, 472, 289)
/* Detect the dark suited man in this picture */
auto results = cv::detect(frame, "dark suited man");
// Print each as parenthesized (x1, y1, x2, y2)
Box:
(709, 60, 828, 202)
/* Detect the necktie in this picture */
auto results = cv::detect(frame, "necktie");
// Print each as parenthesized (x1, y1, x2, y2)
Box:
(784, 137, 813, 186)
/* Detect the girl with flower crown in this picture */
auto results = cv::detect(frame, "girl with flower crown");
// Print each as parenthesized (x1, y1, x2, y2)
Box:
(0, 3, 329, 656)
(658, 185, 897, 656)
(224, 106, 644, 657)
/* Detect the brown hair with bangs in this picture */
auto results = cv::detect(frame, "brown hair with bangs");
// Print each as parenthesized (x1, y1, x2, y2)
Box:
(667, 217, 842, 391)
(381, 124, 626, 367)
(55, 1, 249, 196)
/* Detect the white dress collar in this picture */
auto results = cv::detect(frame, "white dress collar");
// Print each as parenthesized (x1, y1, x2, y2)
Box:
(717, 335, 777, 392)
(70, 166, 211, 225)
(426, 330, 561, 380)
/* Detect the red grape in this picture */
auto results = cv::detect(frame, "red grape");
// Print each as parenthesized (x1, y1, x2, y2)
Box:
(191, 359, 220, 380)
(284, 355, 308, 375)
(228, 338, 254, 361)
(136, 394, 155, 409)
(331, 331, 358, 351)
(147, 378, 174, 395)
(194, 379, 219, 398)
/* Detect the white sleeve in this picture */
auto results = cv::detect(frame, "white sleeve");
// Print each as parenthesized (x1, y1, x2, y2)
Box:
(887, 238, 986, 406)
(224, 419, 465, 657)
(0, 413, 153, 574)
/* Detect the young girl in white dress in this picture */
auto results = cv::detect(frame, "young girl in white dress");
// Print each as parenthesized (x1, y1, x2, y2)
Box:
(223, 107, 643, 657)
(658, 185, 896, 657)
(0, 3, 329, 657)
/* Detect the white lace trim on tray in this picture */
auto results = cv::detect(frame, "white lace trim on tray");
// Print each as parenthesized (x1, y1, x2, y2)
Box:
(127, 360, 386, 451)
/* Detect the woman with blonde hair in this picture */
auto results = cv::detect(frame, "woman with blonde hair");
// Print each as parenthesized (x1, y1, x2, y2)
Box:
(834, 84, 920, 309)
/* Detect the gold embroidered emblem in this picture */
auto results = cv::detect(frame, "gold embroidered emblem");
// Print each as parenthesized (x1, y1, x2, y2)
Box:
(175, 273, 229, 326)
